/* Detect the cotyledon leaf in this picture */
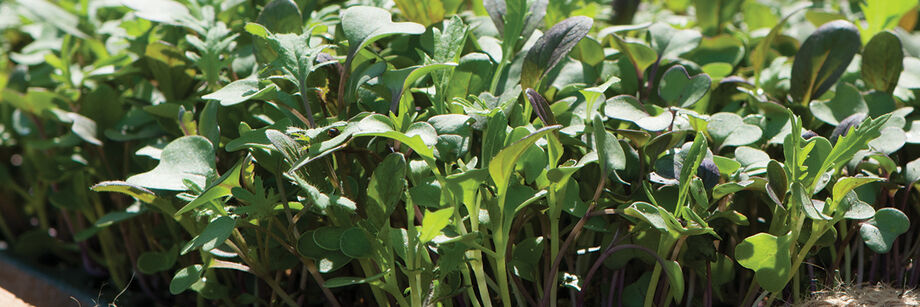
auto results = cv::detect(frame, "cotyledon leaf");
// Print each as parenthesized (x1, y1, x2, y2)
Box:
(340, 6, 425, 66)
(861, 31, 904, 93)
(790, 20, 861, 104)
(735, 232, 793, 292)
(126, 136, 216, 191)
(521, 16, 593, 89)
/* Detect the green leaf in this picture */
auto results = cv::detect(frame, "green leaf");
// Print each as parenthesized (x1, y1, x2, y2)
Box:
(383, 63, 456, 114)
(521, 16, 593, 89)
(138, 246, 178, 274)
(735, 232, 793, 292)
(400, 0, 448, 26)
(340, 6, 425, 66)
(677, 132, 707, 214)
(367, 153, 407, 229)
(354, 114, 436, 160)
(766, 160, 787, 204)
(832, 177, 883, 205)
(203, 78, 278, 106)
(789, 20, 861, 104)
(809, 83, 868, 126)
(624, 202, 684, 234)
(419, 208, 453, 244)
(94, 202, 145, 227)
(811, 114, 890, 191)
(324, 271, 388, 288)
(706, 113, 763, 149)
(840, 191, 875, 220)
(649, 23, 702, 60)
(862, 31, 904, 93)
(489, 125, 562, 196)
(860, 208, 910, 253)
(792, 182, 829, 220)
(181, 216, 236, 255)
(526, 88, 556, 126)
(604, 95, 673, 131)
(91, 181, 158, 204)
(905, 157, 920, 184)
(858, 0, 917, 43)
(339, 227, 373, 258)
(170, 264, 204, 295)
(593, 114, 627, 174)
(127, 136, 216, 191)
(256, 0, 303, 34)
(658, 65, 711, 108)
(175, 158, 246, 216)
(314, 227, 347, 251)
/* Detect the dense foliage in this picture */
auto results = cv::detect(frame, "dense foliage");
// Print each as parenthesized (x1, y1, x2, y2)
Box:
(1, 0, 920, 306)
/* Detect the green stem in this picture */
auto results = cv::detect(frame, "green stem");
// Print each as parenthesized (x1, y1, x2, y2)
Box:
(494, 230, 512, 307)
(548, 190, 561, 306)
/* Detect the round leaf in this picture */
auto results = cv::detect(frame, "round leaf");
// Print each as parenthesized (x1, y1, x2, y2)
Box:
(126, 136, 216, 191)
(859, 208, 909, 253)
(339, 227, 373, 258)
(735, 232, 793, 292)
(658, 65, 711, 108)
(170, 264, 204, 295)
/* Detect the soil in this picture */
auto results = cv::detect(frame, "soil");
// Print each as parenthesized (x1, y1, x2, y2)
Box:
(798, 283, 919, 306)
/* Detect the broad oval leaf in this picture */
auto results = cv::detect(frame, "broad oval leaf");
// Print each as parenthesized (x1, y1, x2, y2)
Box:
(604, 95, 673, 131)
(339, 227, 373, 258)
(170, 264, 205, 295)
(859, 208, 909, 253)
(706, 112, 763, 149)
(735, 232, 793, 292)
(367, 153, 407, 229)
(521, 16, 593, 89)
(809, 83, 868, 126)
(126, 136, 216, 191)
(138, 246, 178, 274)
(340, 6, 425, 65)
(861, 31, 904, 93)
(658, 65, 711, 108)
(790, 20, 861, 104)
(181, 216, 236, 255)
